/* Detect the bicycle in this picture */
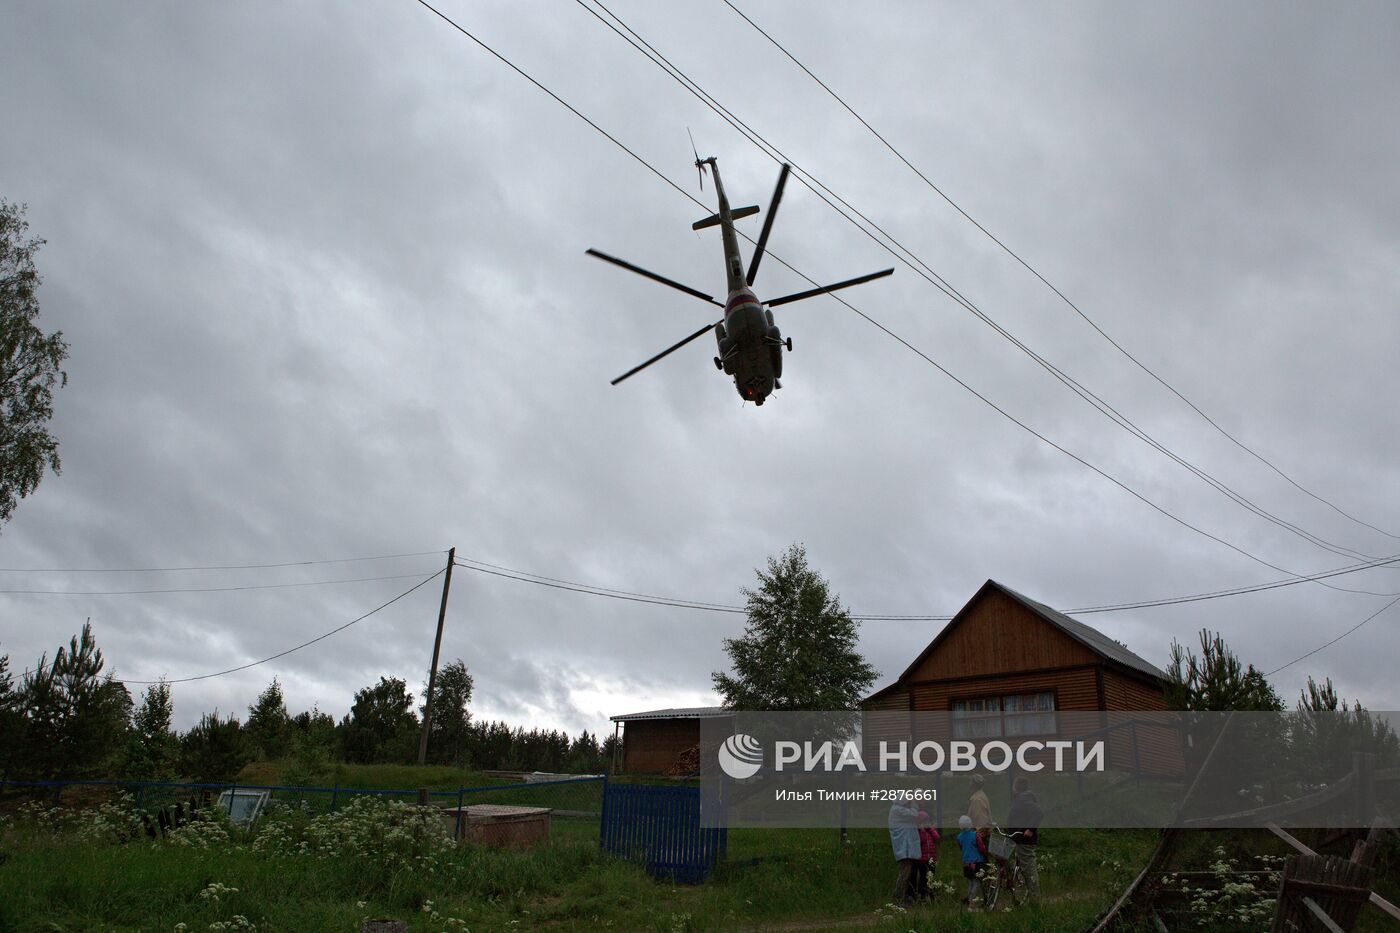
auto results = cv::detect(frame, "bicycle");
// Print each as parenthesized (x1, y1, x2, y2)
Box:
(982, 822, 1029, 910)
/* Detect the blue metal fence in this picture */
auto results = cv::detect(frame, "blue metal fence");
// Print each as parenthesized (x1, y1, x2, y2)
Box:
(599, 781, 725, 884)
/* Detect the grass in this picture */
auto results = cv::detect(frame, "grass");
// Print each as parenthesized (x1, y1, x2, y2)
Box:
(0, 779, 1159, 932)
(7, 765, 1394, 929)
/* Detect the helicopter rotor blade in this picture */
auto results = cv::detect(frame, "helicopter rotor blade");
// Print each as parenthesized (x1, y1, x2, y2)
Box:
(764, 268, 894, 308)
(746, 162, 790, 287)
(586, 249, 722, 306)
(611, 321, 720, 385)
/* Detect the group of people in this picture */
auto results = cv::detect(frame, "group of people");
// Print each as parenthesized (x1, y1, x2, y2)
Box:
(888, 773, 1043, 910)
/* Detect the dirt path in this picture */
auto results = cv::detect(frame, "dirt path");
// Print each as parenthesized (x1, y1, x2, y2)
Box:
(737, 891, 1100, 932)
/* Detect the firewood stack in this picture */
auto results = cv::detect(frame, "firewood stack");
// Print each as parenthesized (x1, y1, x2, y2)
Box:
(664, 745, 701, 776)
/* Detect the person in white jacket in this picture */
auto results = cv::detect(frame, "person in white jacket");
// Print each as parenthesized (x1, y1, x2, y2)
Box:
(888, 798, 922, 906)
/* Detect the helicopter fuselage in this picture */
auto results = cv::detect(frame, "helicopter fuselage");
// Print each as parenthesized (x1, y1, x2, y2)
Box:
(704, 157, 784, 406)
(716, 287, 780, 404)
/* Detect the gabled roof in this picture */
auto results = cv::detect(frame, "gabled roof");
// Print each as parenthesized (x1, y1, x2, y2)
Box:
(995, 582, 1167, 682)
(610, 706, 730, 723)
(872, 579, 1166, 699)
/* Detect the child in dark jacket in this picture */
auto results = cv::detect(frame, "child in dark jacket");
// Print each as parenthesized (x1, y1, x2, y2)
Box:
(915, 811, 940, 899)
(956, 814, 988, 907)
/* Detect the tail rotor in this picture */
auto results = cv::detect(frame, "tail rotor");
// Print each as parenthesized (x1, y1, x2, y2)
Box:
(687, 127, 708, 191)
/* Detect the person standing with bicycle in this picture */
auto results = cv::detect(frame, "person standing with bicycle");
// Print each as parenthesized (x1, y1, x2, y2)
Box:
(966, 772, 992, 837)
(1005, 776, 1043, 903)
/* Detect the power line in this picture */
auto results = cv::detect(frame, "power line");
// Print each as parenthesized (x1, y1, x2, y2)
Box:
(0, 548, 449, 574)
(1265, 595, 1400, 677)
(118, 570, 446, 685)
(457, 551, 1400, 675)
(411, 2, 1397, 682)
(574, 0, 1389, 574)
(454, 556, 742, 610)
(0, 570, 439, 597)
(1027, 554, 1400, 616)
(453, 560, 745, 613)
(450, 551, 1400, 621)
(722, 0, 1400, 545)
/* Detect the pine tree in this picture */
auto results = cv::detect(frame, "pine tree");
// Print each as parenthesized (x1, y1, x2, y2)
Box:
(246, 678, 291, 760)
(19, 623, 131, 778)
(1165, 629, 1283, 712)
(179, 711, 252, 781)
(0, 652, 20, 778)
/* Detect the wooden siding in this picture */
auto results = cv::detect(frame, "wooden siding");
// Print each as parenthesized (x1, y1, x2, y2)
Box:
(1100, 671, 1181, 775)
(907, 587, 1099, 681)
(865, 688, 911, 711)
(911, 665, 1102, 712)
(1101, 668, 1168, 711)
(622, 719, 700, 774)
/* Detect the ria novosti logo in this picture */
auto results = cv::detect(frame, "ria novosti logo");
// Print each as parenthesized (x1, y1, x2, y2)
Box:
(718, 733, 764, 779)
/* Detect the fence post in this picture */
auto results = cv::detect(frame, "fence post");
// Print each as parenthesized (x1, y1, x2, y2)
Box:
(54, 783, 62, 807)
(228, 781, 236, 817)
(598, 773, 610, 850)
(1353, 752, 1376, 827)
(1131, 722, 1141, 785)
(455, 785, 465, 841)
(135, 782, 146, 814)
(331, 781, 339, 813)
(834, 762, 845, 851)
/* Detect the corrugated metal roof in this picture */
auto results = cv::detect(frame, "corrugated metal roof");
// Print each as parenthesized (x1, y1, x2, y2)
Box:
(993, 581, 1168, 682)
(610, 706, 731, 722)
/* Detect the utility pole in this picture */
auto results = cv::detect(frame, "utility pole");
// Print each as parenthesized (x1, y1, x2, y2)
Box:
(418, 547, 455, 766)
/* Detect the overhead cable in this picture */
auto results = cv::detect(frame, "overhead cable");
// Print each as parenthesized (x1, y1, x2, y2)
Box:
(452, 552, 1400, 620)
(412, 2, 1398, 674)
(1265, 595, 1400, 676)
(575, 0, 1389, 573)
(0, 548, 449, 574)
(113, 570, 445, 685)
(0, 570, 439, 597)
(722, 0, 1400, 545)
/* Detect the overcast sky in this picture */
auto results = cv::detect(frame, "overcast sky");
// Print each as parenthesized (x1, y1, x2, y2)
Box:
(3, 1, 1398, 736)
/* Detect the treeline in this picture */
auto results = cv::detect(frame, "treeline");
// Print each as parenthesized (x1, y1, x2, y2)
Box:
(0, 623, 616, 785)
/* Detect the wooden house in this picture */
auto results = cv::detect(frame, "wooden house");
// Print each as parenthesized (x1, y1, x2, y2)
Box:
(865, 580, 1177, 775)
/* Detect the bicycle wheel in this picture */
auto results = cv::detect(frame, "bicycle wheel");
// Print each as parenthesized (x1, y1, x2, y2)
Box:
(983, 867, 1001, 909)
(1009, 863, 1029, 907)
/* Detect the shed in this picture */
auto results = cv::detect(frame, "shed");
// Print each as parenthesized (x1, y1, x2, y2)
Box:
(865, 579, 1177, 774)
(609, 706, 732, 775)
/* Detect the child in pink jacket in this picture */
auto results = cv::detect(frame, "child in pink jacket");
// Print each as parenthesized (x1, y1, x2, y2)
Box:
(916, 810, 940, 899)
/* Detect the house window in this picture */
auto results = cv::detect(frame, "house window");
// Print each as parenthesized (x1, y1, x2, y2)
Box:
(952, 691, 1056, 738)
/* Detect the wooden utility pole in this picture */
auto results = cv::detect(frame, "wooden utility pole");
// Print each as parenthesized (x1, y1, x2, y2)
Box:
(418, 547, 455, 766)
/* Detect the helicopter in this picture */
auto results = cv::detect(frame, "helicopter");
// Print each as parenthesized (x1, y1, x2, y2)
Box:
(587, 156, 893, 405)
